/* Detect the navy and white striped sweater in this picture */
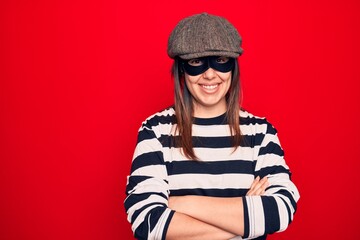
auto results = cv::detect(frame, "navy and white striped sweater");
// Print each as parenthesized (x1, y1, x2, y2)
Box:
(125, 107, 300, 240)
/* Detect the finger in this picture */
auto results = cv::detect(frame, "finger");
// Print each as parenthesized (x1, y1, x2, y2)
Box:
(259, 179, 270, 195)
(253, 183, 265, 195)
(248, 177, 269, 196)
(251, 176, 268, 193)
(246, 188, 253, 196)
(259, 176, 268, 185)
(246, 176, 260, 196)
(254, 181, 269, 195)
(249, 176, 260, 190)
(260, 181, 270, 195)
(246, 189, 254, 196)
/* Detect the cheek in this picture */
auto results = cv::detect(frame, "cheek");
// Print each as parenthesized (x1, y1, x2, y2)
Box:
(220, 74, 232, 92)
(218, 72, 232, 81)
(184, 77, 196, 94)
(185, 75, 200, 84)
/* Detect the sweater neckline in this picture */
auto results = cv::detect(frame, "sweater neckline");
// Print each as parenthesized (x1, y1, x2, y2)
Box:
(193, 112, 227, 125)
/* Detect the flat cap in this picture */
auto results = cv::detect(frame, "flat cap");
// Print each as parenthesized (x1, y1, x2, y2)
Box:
(167, 13, 243, 60)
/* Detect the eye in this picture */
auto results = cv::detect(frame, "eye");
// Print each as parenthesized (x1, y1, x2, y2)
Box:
(216, 57, 230, 64)
(187, 58, 204, 66)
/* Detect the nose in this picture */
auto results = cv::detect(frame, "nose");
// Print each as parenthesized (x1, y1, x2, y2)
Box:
(203, 67, 216, 79)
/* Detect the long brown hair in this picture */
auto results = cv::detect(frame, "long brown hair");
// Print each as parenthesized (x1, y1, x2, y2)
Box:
(172, 57, 242, 160)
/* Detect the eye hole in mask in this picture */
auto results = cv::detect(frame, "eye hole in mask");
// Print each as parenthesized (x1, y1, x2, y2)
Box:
(181, 56, 235, 76)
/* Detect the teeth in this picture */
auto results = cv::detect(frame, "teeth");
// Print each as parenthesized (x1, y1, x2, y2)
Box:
(202, 84, 218, 89)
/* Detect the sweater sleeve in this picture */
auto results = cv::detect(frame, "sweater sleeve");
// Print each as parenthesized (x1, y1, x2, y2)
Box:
(242, 122, 300, 238)
(124, 123, 174, 240)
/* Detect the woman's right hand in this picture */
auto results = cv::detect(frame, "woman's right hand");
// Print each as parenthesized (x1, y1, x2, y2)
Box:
(246, 176, 269, 196)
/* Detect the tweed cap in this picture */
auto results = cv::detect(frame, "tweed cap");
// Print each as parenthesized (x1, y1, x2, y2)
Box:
(167, 13, 243, 60)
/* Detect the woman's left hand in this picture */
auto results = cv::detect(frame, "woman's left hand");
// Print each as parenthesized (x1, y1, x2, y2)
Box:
(246, 176, 269, 196)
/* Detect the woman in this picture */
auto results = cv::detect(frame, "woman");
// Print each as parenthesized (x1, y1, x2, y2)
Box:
(124, 13, 300, 240)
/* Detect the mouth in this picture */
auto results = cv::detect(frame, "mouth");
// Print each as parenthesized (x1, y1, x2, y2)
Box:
(201, 84, 219, 90)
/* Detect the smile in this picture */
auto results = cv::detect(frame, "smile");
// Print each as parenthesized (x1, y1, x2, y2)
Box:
(201, 84, 219, 90)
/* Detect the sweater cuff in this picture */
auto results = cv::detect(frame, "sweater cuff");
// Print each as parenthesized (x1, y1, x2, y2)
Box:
(242, 196, 265, 238)
(162, 210, 175, 240)
(242, 196, 249, 238)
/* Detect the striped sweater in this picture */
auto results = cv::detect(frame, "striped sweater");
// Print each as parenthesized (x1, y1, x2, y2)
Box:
(124, 107, 300, 240)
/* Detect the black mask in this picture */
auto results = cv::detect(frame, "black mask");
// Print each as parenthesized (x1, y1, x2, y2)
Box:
(181, 56, 235, 76)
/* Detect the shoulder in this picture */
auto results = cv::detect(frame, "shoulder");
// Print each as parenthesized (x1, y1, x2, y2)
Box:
(240, 109, 267, 125)
(138, 106, 176, 137)
(239, 109, 278, 135)
(141, 106, 175, 127)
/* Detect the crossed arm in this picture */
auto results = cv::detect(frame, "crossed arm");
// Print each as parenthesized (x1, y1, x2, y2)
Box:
(166, 176, 269, 240)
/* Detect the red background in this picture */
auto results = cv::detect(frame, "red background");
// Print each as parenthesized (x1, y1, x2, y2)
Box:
(1, 0, 359, 239)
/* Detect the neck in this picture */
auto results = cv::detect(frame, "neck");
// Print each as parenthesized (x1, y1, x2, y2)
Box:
(192, 101, 227, 118)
